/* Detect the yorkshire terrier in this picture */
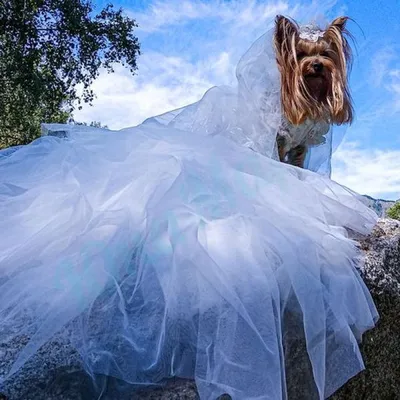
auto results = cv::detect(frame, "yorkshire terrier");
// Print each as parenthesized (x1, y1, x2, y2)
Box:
(273, 15, 354, 168)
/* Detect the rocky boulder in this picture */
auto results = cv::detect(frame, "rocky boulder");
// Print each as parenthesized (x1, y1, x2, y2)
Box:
(361, 195, 396, 218)
(330, 218, 400, 399)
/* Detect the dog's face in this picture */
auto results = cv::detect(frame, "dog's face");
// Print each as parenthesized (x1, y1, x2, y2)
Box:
(296, 37, 338, 102)
(274, 15, 354, 126)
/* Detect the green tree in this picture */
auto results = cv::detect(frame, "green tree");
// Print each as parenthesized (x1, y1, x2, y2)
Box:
(0, 0, 140, 149)
(387, 202, 400, 221)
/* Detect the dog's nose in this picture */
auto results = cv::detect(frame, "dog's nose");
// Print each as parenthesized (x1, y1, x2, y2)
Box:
(313, 62, 323, 73)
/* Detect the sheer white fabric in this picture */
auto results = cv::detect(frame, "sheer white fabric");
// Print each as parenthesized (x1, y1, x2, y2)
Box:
(0, 27, 378, 400)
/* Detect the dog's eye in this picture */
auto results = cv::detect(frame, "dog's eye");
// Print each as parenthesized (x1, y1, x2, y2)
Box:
(321, 51, 330, 57)
(296, 52, 306, 60)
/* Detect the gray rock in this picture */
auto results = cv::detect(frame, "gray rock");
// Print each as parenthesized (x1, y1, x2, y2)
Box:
(361, 195, 397, 218)
(1, 219, 399, 400)
(330, 218, 400, 400)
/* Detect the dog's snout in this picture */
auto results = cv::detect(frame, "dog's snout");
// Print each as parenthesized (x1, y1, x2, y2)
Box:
(313, 62, 323, 73)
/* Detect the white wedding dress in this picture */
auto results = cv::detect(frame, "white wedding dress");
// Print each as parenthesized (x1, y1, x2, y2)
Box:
(0, 27, 378, 400)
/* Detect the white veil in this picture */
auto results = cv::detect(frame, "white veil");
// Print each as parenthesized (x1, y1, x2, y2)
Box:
(141, 30, 280, 159)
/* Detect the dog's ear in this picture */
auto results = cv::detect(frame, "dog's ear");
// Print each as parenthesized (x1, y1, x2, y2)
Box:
(274, 15, 298, 47)
(324, 16, 353, 67)
(328, 16, 349, 32)
(324, 16, 352, 55)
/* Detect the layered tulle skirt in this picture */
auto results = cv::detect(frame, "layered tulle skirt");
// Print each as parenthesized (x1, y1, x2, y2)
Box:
(0, 122, 378, 399)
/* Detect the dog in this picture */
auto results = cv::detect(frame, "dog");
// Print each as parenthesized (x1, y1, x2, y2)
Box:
(273, 15, 354, 168)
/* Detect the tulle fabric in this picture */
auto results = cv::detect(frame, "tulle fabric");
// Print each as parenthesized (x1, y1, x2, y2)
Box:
(0, 27, 378, 400)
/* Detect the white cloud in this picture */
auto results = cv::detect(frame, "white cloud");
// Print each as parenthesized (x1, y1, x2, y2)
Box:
(131, 0, 290, 34)
(130, 0, 340, 34)
(364, 46, 400, 113)
(389, 69, 400, 110)
(332, 142, 400, 200)
(369, 47, 396, 88)
(74, 49, 234, 129)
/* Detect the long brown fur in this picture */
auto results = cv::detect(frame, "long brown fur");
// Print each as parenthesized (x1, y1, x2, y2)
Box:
(274, 15, 354, 126)
(274, 15, 354, 168)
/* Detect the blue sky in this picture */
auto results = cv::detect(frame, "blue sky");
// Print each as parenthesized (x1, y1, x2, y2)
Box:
(74, 0, 400, 200)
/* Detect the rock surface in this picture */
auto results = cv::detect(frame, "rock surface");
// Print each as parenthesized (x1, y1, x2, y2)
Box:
(0, 219, 399, 400)
(361, 195, 396, 218)
(330, 218, 400, 400)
